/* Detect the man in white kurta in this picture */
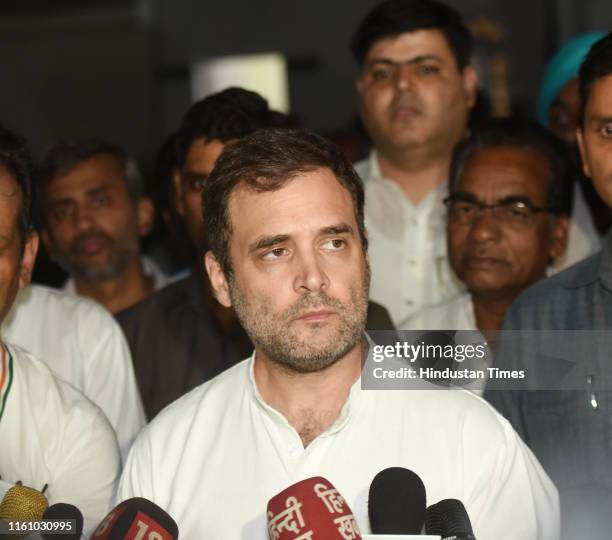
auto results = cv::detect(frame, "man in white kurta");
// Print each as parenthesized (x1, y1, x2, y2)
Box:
(2, 283, 146, 460)
(0, 342, 121, 537)
(118, 128, 558, 540)
(118, 351, 559, 539)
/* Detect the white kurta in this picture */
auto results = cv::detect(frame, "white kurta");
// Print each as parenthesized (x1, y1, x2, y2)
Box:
(1, 284, 146, 460)
(118, 352, 559, 540)
(0, 342, 121, 537)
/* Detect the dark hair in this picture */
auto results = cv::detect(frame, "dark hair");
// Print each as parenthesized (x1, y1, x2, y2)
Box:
(202, 128, 367, 276)
(175, 87, 292, 168)
(351, 0, 473, 70)
(38, 139, 143, 203)
(0, 124, 34, 249)
(449, 117, 574, 216)
(579, 31, 612, 125)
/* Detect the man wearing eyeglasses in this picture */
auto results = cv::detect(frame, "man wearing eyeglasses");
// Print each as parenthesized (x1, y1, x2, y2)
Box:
(403, 118, 571, 335)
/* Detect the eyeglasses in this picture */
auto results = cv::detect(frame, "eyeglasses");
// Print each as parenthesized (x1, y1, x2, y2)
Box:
(444, 195, 553, 227)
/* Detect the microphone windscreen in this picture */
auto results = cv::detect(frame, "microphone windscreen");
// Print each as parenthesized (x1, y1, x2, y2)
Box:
(90, 497, 178, 540)
(267, 476, 361, 539)
(0, 485, 48, 521)
(368, 467, 426, 534)
(425, 498, 475, 540)
(41, 503, 83, 540)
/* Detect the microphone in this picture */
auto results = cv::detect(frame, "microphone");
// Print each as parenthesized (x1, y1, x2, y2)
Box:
(425, 499, 475, 540)
(41, 503, 83, 540)
(90, 498, 178, 540)
(0, 485, 48, 521)
(267, 476, 361, 539)
(368, 467, 426, 535)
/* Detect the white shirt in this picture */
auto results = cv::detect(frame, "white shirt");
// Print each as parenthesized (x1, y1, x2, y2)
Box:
(355, 153, 464, 325)
(0, 342, 121, 537)
(551, 182, 600, 273)
(62, 255, 171, 295)
(402, 292, 476, 331)
(1, 284, 146, 460)
(117, 352, 559, 539)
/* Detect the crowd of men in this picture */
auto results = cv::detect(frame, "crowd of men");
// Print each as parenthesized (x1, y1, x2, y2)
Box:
(1, 0, 611, 538)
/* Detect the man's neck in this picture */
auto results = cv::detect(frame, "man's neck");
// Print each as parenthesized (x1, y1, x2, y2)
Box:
(253, 343, 363, 448)
(376, 147, 452, 205)
(471, 290, 522, 332)
(74, 257, 154, 313)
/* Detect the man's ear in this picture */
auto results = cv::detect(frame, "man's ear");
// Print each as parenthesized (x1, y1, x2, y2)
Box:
(137, 197, 155, 237)
(19, 231, 40, 288)
(172, 170, 186, 216)
(576, 128, 592, 178)
(548, 215, 569, 261)
(204, 250, 231, 307)
(462, 65, 478, 109)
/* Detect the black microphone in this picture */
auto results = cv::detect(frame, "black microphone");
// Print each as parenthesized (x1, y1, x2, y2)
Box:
(41, 503, 83, 539)
(425, 499, 476, 540)
(368, 467, 426, 534)
(90, 497, 178, 540)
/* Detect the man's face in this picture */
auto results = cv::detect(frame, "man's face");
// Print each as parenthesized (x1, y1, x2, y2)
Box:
(0, 166, 38, 323)
(448, 146, 568, 298)
(548, 78, 581, 147)
(357, 29, 476, 156)
(42, 154, 146, 282)
(173, 138, 225, 250)
(206, 168, 369, 373)
(577, 75, 612, 207)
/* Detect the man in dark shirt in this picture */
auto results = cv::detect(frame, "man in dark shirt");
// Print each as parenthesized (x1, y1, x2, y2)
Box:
(485, 33, 612, 540)
(118, 88, 394, 419)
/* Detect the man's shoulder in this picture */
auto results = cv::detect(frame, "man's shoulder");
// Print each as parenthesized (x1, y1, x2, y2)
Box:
(507, 251, 602, 324)
(117, 276, 194, 329)
(141, 359, 251, 437)
(401, 293, 473, 330)
(4, 284, 120, 342)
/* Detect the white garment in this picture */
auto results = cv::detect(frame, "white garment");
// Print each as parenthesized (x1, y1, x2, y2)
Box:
(118, 353, 559, 540)
(401, 293, 488, 395)
(1, 284, 146, 460)
(355, 153, 464, 325)
(0, 343, 120, 537)
(62, 255, 171, 295)
(401, 292, 476, 331)
(550, 182, 600, 273)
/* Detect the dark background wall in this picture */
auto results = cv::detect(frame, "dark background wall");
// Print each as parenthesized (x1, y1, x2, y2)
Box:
(0, 0, 610, 172)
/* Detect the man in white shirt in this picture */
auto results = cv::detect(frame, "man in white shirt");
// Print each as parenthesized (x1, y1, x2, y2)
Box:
(352, 0, 597, 325)
(0, 124, 120, 537)
(36, 139, 169, 313)
(118, 128, 559, 539)
(2, 283, 146, 460)
(352, 0, 477, 324)
(404, 118, 572, 334)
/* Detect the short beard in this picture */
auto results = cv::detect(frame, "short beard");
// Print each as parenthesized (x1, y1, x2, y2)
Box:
(229, 265, 370, 374)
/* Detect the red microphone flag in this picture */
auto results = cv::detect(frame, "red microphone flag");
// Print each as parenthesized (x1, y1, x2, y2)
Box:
(266, 476, 361, 539)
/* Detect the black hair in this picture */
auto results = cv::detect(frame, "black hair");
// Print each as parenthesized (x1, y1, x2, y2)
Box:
(351, 0, 473, 70)
(38, 139, 143, 203)
(579, 32, 612, 125)
(449, 117, 574, 216)
(0, 124, 34, 249)
(203, 128, 367, 276)
(175, 87, 292, 168)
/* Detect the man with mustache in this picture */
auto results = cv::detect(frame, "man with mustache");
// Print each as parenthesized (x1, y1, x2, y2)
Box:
(117, 128, 559, 539)
(38, 140, 169, 313)
(352, 0, 477, 325)
(404, 118, 571, 334)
